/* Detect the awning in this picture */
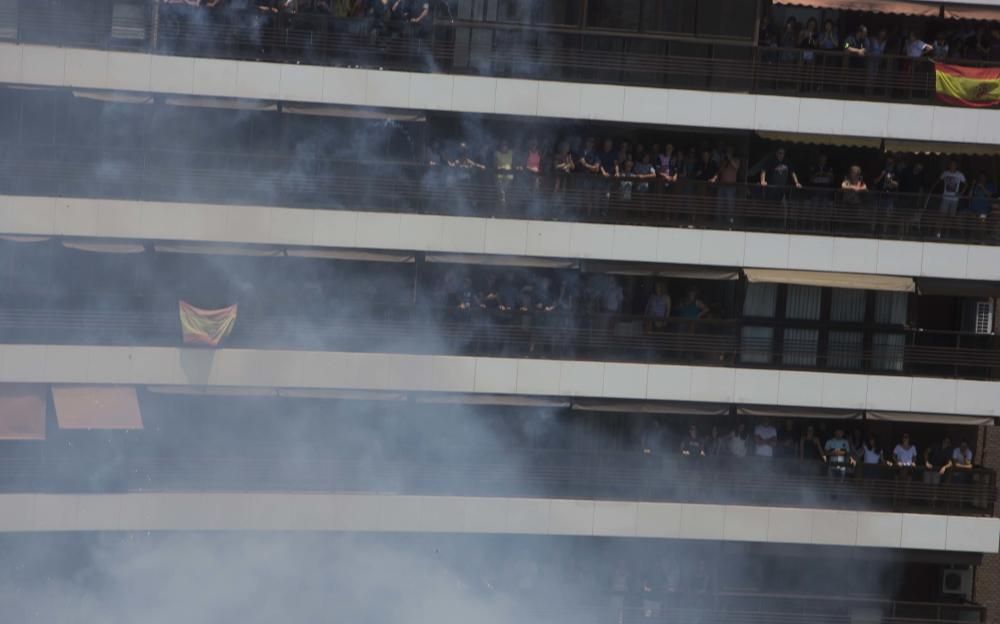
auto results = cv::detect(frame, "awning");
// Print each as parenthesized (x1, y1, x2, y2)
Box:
(415, 393, 570, 408)
(285, 247, 415, 263)
(425, 253, 578, 270)
(0, 235, 50, 243)
(146, 385, 277, 398)
(738, 405, 863, 420)
(63, 240, 146, 254)
(772, 0, 940, 17)
(744, 268, 915, 293)
(866, 410, 994, 426)
(944, 6, 1000, 21)
(153, 242, 284, 257)
(72, 90, 153, 105)
(277, 388, 407, 401)
(572, 398, 729, 416)
(756, 131, 883, 150)
(164, 96, 278, 111)
(918, 278, 1000, 298)
(581, 260, 739, 281)
(282, 103, 425, 122)
(51, 386, 143, 430)
(884, 138, 1000, 157)
(0, 385, 46, 440)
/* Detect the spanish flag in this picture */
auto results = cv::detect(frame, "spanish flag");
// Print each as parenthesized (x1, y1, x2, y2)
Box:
(179, 300, 238, 347)
(935, 63, 1000, 108)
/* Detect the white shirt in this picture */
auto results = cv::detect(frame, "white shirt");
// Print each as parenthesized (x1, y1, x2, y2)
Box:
(863, 445, 882, 465)
(754, 425, 777, 457)
(952, 447, 972, 465)
(894, 444, 918, 466)
(907, 40, 929, 58)
(941, 171, 967, 198)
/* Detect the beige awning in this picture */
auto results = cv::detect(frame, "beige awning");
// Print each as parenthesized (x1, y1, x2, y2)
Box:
(582, 260, 739, 281)
(72, 90, 153, 105)
(866, 410, 993, 426)
(52, 386, 143, 430)
(884, 138, 1000, 157)
(285, 247, 415, 263)
(756, 131, 883, 150)
(744, 268, 915, 293)
(145, 385, 278, 398)
(773, 0, 940, 16)
(164, 96, 278, 111)
(63, 240, 146, 254)
(738, 405, 863, 420)
(0, 235, 50, 243)
(414, 393, 570, 408)
(425, 253, 578, 270)
(277, 388, 407, 401)
(154, 242, 284, 257)
(282, 103, 425, 122)
(572, 398, 729, 416)
(0, 385, 46, 440)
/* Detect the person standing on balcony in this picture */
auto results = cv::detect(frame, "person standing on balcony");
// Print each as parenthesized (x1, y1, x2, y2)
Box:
(824, 428, 855, 479)
(760, 148, 802, 227)
(644, 282, 671, 333)
(753, 418, 778, 458)
(873, 155, 900, 234)
(968, 171, 996, 222)
(494, 140, 515, 209)
(892, 433, 918, 482)
(807, 153, 835, 231)
(680, 425, 706, 458)
(860, 433, 886, 479)
(935, 159, 967, 237)
(944, 441, 974, 485)
(844, 25, 870, 75)
(710, 149, 741, 227)
(800, 425, 825, 475)
(923, 436, 953, 485)
(867, 28, 889, 94)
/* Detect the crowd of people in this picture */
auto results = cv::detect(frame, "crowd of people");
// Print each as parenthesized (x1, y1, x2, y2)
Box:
(669, 418, 976, 483)
(762, 13, 1000, 65)
(425, 135, 998, 233)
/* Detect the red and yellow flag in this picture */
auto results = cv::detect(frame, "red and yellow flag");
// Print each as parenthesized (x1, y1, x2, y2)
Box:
(935, 63, 1000, 108)
(179, 300, 238, 347)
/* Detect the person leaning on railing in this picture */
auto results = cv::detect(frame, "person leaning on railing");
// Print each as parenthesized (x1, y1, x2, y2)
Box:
(923, 436, 953, 485)
(823, 428, 855, 480)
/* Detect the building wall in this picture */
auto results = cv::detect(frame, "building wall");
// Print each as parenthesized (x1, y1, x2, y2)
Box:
(974, 425, 1000, 622)
(1, 493, 998, 552)
(1, 43, 998, 145)
(4, 195, 1000, 282)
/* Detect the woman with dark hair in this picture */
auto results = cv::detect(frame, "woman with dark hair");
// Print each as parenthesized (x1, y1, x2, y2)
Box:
(861, 433, 886, 479)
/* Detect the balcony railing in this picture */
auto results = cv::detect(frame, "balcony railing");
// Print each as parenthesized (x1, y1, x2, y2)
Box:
(5, 3, 999, 107)
(4, 149, 999, 246)
(0, 306, 997, 381)
(0, 453, 994, 516)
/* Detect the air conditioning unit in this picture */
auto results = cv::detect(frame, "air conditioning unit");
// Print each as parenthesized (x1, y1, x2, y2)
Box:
(941, 568, 973, 598)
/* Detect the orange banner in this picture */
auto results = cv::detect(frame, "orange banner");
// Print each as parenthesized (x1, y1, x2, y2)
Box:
(179, 300, 238, 347)
(935, 63, 1000, 108)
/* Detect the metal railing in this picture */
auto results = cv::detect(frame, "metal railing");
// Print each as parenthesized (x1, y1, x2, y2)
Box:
(0, 453, 993, 516)
(3, 149, 997, 246)
(0, 305, 998, 380)
(4, 2, 999, 106)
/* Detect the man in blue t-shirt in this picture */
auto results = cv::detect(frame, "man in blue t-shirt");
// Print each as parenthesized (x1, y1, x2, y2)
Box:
(824, 428, 854, 478)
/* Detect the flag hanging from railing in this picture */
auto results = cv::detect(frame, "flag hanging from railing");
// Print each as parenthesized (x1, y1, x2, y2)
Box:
(935, 63, 1000, 108)
(179, 300, 238, 347)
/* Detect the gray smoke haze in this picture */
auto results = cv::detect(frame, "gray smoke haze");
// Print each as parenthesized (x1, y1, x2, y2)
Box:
(0, 7, 958, 621)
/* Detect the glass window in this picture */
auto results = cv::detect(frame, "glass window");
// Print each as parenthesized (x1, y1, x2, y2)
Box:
(743, 283, 777, 318)
(828, 330, 864, 370)
(830, 289, 866, 323)
(875, 292, 908, 325)
(785, 285, 821, 320)
(740, 326, 773, 364)
(783, 328, 818, 367)
(873, 333, 906, 372)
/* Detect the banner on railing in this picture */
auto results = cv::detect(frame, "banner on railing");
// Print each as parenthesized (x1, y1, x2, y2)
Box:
(179, 300, 238, 347)
(935, 63, 1000, 108)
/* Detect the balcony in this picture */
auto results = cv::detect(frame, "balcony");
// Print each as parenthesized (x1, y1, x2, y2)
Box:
(1, 306, 999, 382)
(5, 149, 1000, 248)
(5, 1, 999, 111)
